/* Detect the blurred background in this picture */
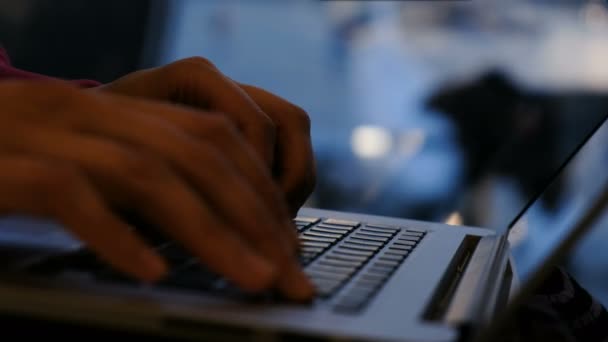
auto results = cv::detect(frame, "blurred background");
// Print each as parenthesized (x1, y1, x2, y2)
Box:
(2, 0, 608, 304)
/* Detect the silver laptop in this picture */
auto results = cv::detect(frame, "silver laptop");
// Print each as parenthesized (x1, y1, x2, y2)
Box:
(0, 114, 607, 342)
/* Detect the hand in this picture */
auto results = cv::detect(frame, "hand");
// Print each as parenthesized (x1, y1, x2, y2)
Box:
(95, 57, 316, 216)
(0, 80, 314, 300)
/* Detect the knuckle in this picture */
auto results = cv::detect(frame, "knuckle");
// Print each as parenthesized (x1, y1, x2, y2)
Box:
(162, 57, 218, 84)
(288, 104, 311, 131)
(194, 114, 240, 144)
(185, 56, 215, 67)
(206, 114, 238, 134)
(112, 150, 167, 182)
(178, 56, 216, 70)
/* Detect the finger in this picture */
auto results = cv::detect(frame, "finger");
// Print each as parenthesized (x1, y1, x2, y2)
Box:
(83, 92, 300, 252)
(83, 102, 312, 299)
(185, 114, 301, 250)
(97, 92, 314, 299)
(89, 84, 312, 298)
(0, 156, 166, 282)
(238, 84, 317, 216)
(101, 57, 277, 168)
(6, 130, 282, 292)
(95, 94, 298, 250)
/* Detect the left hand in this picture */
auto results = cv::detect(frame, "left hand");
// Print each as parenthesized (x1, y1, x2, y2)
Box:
(94, 57, 316, 216)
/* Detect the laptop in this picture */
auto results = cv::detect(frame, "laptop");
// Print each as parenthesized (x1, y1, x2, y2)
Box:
(0, 113, 607, 341)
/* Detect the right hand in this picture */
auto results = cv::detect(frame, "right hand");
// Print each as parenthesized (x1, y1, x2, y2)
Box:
(0, 80, 314, 300)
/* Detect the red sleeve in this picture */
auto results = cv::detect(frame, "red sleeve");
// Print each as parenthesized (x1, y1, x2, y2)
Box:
(0, 48, 101, 87)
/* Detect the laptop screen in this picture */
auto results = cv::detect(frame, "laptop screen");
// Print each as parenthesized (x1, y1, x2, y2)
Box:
(507, 114, 608, 282)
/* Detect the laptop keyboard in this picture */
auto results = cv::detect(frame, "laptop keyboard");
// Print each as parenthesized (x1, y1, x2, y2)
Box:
(296, 217, 426, 312)
(24, 216, 426, 314)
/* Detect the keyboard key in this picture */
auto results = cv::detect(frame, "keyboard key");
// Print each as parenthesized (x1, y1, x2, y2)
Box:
(326, 253, 369, 263)
(300, 251, 318, 259)
(350, 233, 389, 243)
(370, 263, 394, 273)
(404, 230, 425, 237)
(351, 279, 383, 290)
(300, 235, 336, 244)
(308, 264, 357, 277)
(300, 254, 322, 263)
(311, 278, 342, 297)
(310, 227, 350, 235)
(300, 246, 325, 254)
(366, 267, 394, 277)
(395, 236, 420, 245)
(316, 285, 341, 298)
(352, 278, 383, 290)
(359, 229, 394, 238)
(394, 240, 416, 247)
(346, 237, 384, 247)
(306, 269, 349, 283)
(299, 256, 314, 265)
(323, 218, 360, 227)
(300, 241, 331, 249)
(318, 258, 363, 269)
(333, 297, 367, 312)
(364, 223, 400, 232)
(334, 278, 387, 313)
(388, 245, 412, 252)
(303, 231, 342, 239)
(337, 293, 372, 308)
(300, 250, 320, 259)
(379, 254, 404, 262)
(374, 260, 400, 268)
(317, 223, 355, 232)
(334, 247, 375, 257)
(342, 287, 376, 300)
(385, 249, 409, 257)
(360, 273, 389, 283)
(341, 242, 380, 252)
(294, 217, 320, 224)
(361, 227, 396, 235)
(397, 234, 422, 242)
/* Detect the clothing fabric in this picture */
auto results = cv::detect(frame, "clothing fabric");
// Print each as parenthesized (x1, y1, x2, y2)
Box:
(0, 47, 100, 87)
